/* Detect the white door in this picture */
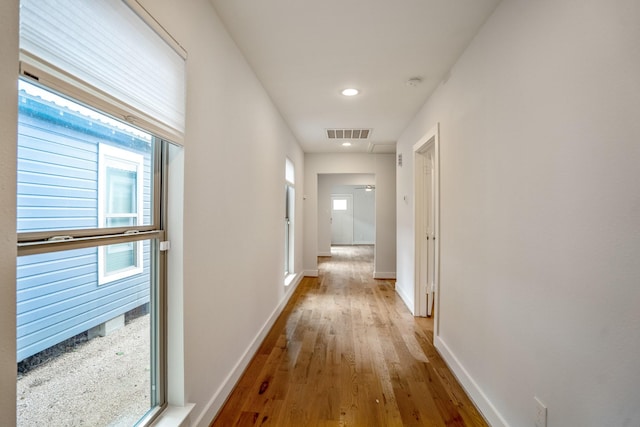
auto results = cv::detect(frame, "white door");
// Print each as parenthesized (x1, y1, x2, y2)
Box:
(331, 194, 353, 245)
(414, 128, 439, 319)
(416, 150, 435, 317)
(424, 149, 436, 317)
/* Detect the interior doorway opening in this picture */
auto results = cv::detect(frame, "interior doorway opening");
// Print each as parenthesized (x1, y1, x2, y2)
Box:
(317, 174, 376, 256)
(330, 186, 375, 246)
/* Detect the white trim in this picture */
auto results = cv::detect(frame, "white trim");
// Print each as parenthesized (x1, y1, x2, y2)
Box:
(435, 336, 509, 427)
(395, 283, 415, 315)
(165, 142, 186, 408)
(373, 271, 396, 279)
(304, 269, 319, 277)
(317, 251, 332, 257)
(148, 404, 195, 427)
(284, 273, 297, 287)
(192, 273, 304, 427)
(98, 143, 145, 285)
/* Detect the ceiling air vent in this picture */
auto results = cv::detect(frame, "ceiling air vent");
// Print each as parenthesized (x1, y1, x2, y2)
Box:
(326, 128, 371, 140)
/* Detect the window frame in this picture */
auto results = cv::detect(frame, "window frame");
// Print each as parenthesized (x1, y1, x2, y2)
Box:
(97, 143, 145, 284)
(284, 184, 294, 277)
(284, 158, 295, 280)
(17, 0, 184, 421)
(16, 78, 163, 243)
(16, 75, 169, 424)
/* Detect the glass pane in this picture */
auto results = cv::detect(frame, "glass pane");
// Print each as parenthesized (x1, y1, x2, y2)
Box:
(17, 79, 154, 233)
(333, 199, 347, 211)
(284, 218, 290, 274)
(284, 185, 294, 276)
(106, 242, 137, 273)
(17, 240, 159, 426)
(107, 167, 137, 214)
(285, 157, 294, 184)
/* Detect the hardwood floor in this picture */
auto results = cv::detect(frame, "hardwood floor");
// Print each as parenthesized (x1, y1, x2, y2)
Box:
(210, 245, 487, 426)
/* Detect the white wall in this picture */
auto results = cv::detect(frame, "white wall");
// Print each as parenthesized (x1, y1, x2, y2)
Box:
(0, 0, 18, 423)
(305, 153, 396, 278)
(318, 174, 375, 254)
(104, 1, 306, 425)
(396, 0, 640, 426)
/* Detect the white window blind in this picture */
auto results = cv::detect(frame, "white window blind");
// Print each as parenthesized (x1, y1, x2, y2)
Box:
(19, 0, 186, 144)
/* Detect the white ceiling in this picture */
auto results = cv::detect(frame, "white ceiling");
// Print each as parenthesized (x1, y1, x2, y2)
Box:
(210, 0, 501, 153)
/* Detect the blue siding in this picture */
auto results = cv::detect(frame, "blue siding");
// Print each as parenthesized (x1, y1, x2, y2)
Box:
(18, 116, 98, 233)
(16, 88, 154, 362)
(17, 249, 150, 361)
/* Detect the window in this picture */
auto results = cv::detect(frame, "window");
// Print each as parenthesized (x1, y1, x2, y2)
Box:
(285, 185, 295, 276)
(18, 0, 185, 423)
(284, 158, 295, 279)
(333, 199, 348, 211)
(98, 145, 144, 284)
(16, 80, 165, 426)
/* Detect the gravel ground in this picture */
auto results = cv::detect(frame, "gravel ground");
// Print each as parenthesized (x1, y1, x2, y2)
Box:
(17, 314, 151, 427)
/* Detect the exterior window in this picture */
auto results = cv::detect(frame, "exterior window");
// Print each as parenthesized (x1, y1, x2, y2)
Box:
(16, 80, 163, 426)
(98, 145, 144, 284)
(18, 0, 184, 423)
(285, 185, 294, 276)
(284, 158, 295, 279)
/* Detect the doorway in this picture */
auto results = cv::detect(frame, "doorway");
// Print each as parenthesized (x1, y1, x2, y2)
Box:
(414, 125, 440, 323)
(317, 174, 376, 257)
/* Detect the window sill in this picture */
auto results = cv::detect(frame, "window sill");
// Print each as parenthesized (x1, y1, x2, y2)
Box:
(284, 273, 297, 287)
(150, 403, 195, 427)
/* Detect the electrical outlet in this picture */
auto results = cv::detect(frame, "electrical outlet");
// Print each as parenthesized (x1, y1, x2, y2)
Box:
(534, 396, 547, 427)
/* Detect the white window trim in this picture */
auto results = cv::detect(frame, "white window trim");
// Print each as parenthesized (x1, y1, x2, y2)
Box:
(98, 143, 144, 285)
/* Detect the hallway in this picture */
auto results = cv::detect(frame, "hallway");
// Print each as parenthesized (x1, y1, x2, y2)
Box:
(211, 246, 487, 426)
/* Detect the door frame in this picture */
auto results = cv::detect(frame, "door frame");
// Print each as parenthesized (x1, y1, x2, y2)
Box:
(413, 124, 440, 331)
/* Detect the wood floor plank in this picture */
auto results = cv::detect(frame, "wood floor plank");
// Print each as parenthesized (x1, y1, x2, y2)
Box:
(211, 245, 488, 427)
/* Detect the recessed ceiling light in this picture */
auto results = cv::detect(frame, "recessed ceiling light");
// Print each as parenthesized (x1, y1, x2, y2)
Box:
(341, 88, 359, 96)
(342, 141, 352, 147)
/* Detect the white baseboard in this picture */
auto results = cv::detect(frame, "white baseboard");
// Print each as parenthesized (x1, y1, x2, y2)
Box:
(317, 251, 332, 257)
(434, 336, 509, 427)
(395, 283, 415, 315)
(192, 272, 304, 427)
(373, 271, 396, 279)
(303, 269, 319, 277)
